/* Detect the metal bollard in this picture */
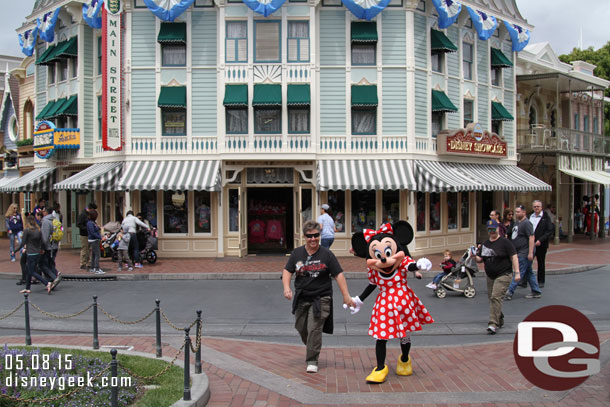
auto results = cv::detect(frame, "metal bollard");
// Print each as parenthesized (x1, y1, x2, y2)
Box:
(183, 327, 191, 401)
(93, 296, 99, 350)
(24, 294, 31, 346)
(195, 310, 202, 374)
(155, 299, 162, 357)
(110, 348, 118, 407)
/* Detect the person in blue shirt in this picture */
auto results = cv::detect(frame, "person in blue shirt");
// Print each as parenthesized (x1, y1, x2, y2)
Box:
(317, 204, 336, 249)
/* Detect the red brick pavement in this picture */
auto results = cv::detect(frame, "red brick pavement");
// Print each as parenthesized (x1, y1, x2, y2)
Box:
(2, 334, 609, 407)
(0, 234, 608, 277)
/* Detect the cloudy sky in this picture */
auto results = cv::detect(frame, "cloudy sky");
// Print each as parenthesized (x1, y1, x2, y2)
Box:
(0, 1, 608, 58)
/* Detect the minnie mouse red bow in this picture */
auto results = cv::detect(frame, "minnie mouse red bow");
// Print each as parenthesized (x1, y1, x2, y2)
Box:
(363, 223, 394, 243)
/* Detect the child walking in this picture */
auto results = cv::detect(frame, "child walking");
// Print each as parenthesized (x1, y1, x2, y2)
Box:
(117, 229, 133, 271)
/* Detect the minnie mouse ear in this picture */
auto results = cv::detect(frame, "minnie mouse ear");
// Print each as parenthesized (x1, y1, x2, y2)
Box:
(351, 232, 369, 258)
(392, 220, 414, 246)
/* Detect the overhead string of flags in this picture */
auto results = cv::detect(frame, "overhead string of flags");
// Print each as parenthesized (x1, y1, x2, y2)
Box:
(19, 0, 530, 54)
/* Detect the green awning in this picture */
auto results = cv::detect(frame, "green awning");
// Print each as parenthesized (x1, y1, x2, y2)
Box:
(351, 85, 378, 106)
(430, 29, 457, 52)
(223, 84, 248, 106)
(491, 101, 514, 121)
(287, 84, 310, 106)
(35, 44, 56, 65)
(157, 86, 187, 108)
(351, 22, 378, 42)
(431, 90, 458, 112)
(56, 95, 78, 117)
(490, 48, 513, 68)
(36, 101, 56, 120)
(49, 37, 78, 62)
(46, 98, 67, 119)
(158, 22, 187, 44)
(252, 84, 282, 106)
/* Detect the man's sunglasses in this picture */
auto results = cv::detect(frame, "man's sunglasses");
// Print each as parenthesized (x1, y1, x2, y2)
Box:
(304, 232, 320, 238)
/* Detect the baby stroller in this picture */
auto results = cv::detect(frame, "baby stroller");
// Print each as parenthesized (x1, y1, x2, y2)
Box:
(100, 221, 121, 260)
(132, 228, 158, 264)
(434, 246, 478, 299)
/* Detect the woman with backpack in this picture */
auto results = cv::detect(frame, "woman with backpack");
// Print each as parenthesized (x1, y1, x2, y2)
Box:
(5, 203, 23, 262)
(12, 215, 53, 294)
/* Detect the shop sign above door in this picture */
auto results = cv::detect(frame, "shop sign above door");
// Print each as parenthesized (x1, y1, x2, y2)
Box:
(437, 123, 507, 158)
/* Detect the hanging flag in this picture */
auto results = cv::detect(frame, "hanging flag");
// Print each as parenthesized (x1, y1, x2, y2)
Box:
(341, 0, 390, 21)
(466, 6, 497, 41)
(243, 0, 287, 17)
(431, 0, 461, 29)
(19, 28, 39, 57)
(37, 8, 60, 43)
(503, 21, 530, 52)
(83, 0, 104, 29)
(143, 0, 195, 22)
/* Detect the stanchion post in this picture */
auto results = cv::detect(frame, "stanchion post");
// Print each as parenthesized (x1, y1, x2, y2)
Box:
(93, 296, 99, 350)
(155, 299, 162, 358)
(24, 293, 31, 346)
(183, 327, 191, 401)
(110, 348, 118, 407)
(195, 310, 202, 374)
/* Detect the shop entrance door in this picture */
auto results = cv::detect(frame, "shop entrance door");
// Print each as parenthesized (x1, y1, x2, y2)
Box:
(247, 187, 294, 254)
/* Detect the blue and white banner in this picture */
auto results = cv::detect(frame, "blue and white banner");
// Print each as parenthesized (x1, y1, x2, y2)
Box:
(143, 0, 195, 22)
(83, 0, 104, 29)
(431, 0, 461, 29)
(19, 28, 39, 57)
(341, 0, 390, 22)
(37, 8, 60, 43)
(243, 0, 286, 17)
(503, 21, 530, 52)
(466, 6, 497, 41)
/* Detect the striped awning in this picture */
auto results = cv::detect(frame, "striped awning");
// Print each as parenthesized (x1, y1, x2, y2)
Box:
(560, 169, 610, 186)
(2, 168, 55, 193)
(117, 160, 221, 191)
(317, 160, 417, 191)
(54, 162, 123, 191)
(415, 161, 551, 192)
(0, 176, 19, 192)
(558, 155, 610, 186)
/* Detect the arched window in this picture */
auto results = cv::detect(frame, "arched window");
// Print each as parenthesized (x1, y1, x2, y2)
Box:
(24, 100, 34, 140)
(529, 105, 537, 128)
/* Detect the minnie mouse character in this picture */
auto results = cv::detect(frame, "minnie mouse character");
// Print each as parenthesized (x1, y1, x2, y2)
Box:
(348, 221, 433, 384)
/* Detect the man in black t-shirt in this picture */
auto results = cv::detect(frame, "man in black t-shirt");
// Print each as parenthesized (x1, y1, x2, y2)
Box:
(476, 219, 520, 335)
(282, 220, 355, 373)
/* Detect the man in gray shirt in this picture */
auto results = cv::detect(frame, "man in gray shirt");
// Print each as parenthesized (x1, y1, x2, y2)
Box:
(505, 204, 541, 300)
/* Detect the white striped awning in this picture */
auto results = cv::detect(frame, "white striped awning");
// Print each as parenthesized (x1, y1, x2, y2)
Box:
(414, 161, 551, 192)
(2, 168, 56, 193)
(117, 160, 221, 191)
(559, 168, 610, 186)
(0, 176, 18, 192)
(317, 160, 417, 191)
(558, 154, 610, 186)
(54, 162, 123, 191)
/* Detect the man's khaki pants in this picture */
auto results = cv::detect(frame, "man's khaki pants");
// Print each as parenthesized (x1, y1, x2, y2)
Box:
(80, 235, 90, 268)
(294, 296, 331, 366)
(486, 274, 511, 329)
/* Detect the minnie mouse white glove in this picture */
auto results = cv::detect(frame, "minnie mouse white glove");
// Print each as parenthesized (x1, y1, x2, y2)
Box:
(416, 257, 432, 271)
(342, 296, 364, 315)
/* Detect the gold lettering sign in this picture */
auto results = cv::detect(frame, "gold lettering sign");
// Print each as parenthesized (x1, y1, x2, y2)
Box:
(437, 123, 507, 158)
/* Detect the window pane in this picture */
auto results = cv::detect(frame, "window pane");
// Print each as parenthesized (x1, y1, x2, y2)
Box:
(432, 112, 443, 138)
(71, 57, 78, 78)
(491, 67, 499, 86)
(460, 192, 469, 229)
(352, 43, 375, 65)
(462, 42, 472, 80)
(255, 108, 281, 133)
(417, 192, 425, 232)
(162, 45, 186, 66)
(289, 108, 309, 133)
(301, 189, 312, 227)
(194, 191, 212, 233)
(328, 191, 345, 232)
(237, 39, 247, 61)
(255, 22, 280, 62)
(141, 191, 158, 228)
(164, 191, 188, 234)
(228, 189, 239, 232)
(163, 110, 186, 135)
(59, 60, 67, 81)
(352, 191, 376, 233)
(463, 100, 473, 127)
(288, 39, 298, 61)
(429, 192, 440, 231)
(288, 21, 308, 38)
(352, 108, 376, 134)
(382, 191, 399, 223)
(431, 52, 441, 73)
(300, 39, 310, 61)
(49, 64, 55, 84)
(226, 108, 248, 133)
(227, 22, 247, 38)
(447, 192, 457, 230)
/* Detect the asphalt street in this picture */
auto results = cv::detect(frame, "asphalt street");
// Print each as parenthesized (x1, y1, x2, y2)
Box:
(1, 266, 609, 347)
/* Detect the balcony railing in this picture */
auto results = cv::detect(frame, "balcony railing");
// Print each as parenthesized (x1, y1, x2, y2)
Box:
(517, 126, 606, 154)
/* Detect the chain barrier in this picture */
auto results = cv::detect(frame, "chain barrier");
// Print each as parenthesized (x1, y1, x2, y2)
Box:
(30, 302, 93, 319)
(189, 322, 202, 354)
(119, 341, 186, 381)
(0, 365, 110, 404)
(98, 305, 155, 325)
(160, 309, 197, 332)
(0, 302, 23, 321)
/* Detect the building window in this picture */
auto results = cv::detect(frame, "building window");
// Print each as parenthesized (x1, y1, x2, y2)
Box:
(328, 190, 345, 232)
(97, 95, 102, 140)
(322, 0, 342, 6)
(416, 192, 426, 232)
(194, 0, 214, 6)
(228, 189, 239, 232)
(58, 60, 68, 82)
(163, 191, 188, 234)
(460, 192, 469, 229)
(194, 191, 212, 234)
(462, 41, 473, 80)
(529, 105, 537, 127)
(492, 120, 501, 136)
(288, 108, 309, 133)
(573, 113, 579, 130)
(463, 99, 473, 127)
(162, 44, 186, 66)
(226, 21, 247, 63)
(162, 109, 186, 136)
(254, 108, 281, 133)
(255, 21, 280, 62)
(352, 190, 376, 233)
(491, 67, 501, 86)
(48, 64, 55, 84)
(432, 111, 444, 138)
(382, 191, 399, 223)
(24, 192, 31, 213)
(56, 116, 67, 128)
(141, 191, 158, 228)
(429, 192, 441, 231)
(431, 51, 444, 73)
(594, 116, 599, 133)
(226, 107, 248, 134)
(71, 57, 78, 78)
(447, 192, 458, 230)
(287, 21, 309, 62)
(97, 36, 102, 75)
(352, 108, 376, 135)
(352, 43, 376, 65)
(8, 115, 18, 142)
(584, 115, 589, 132)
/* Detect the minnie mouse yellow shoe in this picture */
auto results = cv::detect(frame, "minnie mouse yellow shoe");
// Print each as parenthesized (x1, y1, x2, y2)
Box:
(365, 365, 389, 383)
(396, 355, 413, 376)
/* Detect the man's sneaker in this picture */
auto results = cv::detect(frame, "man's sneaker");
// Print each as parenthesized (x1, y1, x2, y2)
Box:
(306, 364, 318, 373)
(525, 292, 542, 299)
(504, 293, 512, 301)
(88, 268, 96, 273)
(127, 267, 134, 271)
(134, 263, 143, 268)
(486, 325, 497, 335)
(94, 269, 106, 275)
(425, 282, 437, 289)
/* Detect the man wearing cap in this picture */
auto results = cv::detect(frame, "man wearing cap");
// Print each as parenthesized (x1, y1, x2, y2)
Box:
(317, 204, 336, 249)
(505, 205, 542, 300)
(475, 218, 520, 335)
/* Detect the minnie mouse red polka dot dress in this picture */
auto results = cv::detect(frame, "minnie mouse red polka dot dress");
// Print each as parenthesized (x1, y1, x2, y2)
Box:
(367, 257, 434, 340)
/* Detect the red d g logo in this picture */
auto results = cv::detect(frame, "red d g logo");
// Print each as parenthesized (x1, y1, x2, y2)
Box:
(513, 305, 600, 391)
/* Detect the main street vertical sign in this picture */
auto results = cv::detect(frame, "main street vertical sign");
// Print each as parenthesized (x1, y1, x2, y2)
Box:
(102, 0, 123, 150)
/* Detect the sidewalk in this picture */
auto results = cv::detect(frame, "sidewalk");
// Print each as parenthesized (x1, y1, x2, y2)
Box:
(0, 235, 608, 280)
(2, 333, 609, 406)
